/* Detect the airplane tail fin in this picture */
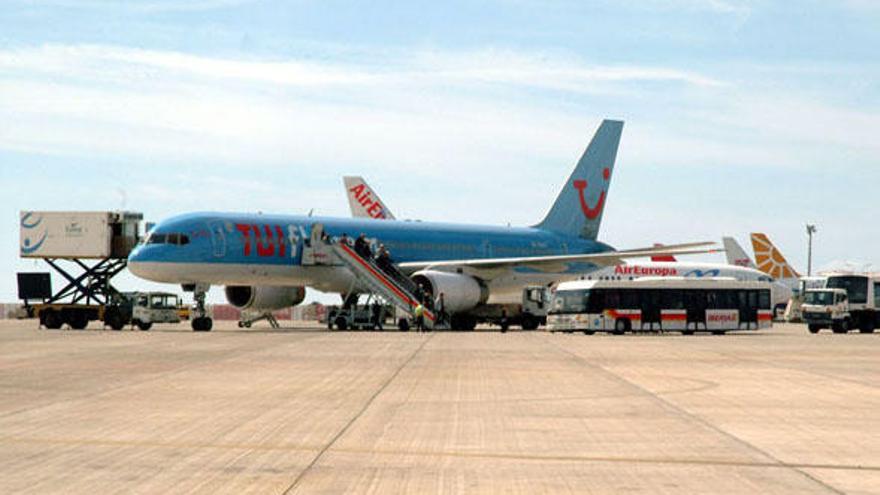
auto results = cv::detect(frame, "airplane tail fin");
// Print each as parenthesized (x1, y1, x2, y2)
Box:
(343, 176, 395, 220)
(751, 233, 800, 279)
(651, 243, 677, 262)
(722, 237, 756, 268)
(534, 119, 624, 240)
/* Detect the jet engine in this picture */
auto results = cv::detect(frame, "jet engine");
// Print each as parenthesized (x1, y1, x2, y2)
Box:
(411, 270, 489, 313)
(225, 286, 306, 311)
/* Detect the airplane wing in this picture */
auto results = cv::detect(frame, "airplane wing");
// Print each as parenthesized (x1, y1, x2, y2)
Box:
(343, 176, 395, 220)
(397, 242, 718, 277)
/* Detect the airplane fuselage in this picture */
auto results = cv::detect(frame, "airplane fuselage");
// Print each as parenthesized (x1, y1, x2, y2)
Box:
(128, 212, 615, 301)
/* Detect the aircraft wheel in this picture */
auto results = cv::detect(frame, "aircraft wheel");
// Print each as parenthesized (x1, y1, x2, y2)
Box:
(808, 325, 821, 334)
(613, 318, 629, 335)
(192, 317, 213, 331)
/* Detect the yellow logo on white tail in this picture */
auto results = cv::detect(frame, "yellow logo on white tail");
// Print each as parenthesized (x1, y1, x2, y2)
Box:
(751, 233, 800, 279)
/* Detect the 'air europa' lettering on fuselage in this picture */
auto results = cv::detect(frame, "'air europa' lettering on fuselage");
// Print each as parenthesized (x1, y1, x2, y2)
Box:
(614, 265, 678, 277)
(235, 223, 288, 257)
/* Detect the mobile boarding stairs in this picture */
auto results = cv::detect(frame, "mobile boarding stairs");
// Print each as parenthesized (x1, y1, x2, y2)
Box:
(330, 241, 444, 330)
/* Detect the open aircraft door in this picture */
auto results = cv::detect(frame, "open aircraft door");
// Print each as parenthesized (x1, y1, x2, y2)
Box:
(301, 223, 333, 266)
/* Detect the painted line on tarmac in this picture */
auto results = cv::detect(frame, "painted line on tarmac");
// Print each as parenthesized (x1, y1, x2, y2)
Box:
(281, 333, 435, 495)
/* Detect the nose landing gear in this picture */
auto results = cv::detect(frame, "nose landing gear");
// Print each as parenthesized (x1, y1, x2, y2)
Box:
(190, 284, 213, 332)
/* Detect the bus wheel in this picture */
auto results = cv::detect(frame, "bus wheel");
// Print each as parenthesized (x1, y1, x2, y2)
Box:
(582, 330, 595, 335)
(711, 330, 725, 336)
(682, 329, 695, 336)
(807, 325, 821, 334)
(860, 327, 875, 334)
(613, 319, 629, 335)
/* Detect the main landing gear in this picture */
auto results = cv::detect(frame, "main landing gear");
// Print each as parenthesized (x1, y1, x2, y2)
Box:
(190, 284, 213, 332)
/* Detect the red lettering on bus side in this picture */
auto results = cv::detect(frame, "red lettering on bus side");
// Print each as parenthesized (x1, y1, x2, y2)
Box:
(236, 223, 253, 256)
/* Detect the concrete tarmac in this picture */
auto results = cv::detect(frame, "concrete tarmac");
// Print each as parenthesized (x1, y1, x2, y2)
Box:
(0, 320, 877, 494)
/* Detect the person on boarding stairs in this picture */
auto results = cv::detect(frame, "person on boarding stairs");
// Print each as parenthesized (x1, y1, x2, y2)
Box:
(354, 233, 371, 259)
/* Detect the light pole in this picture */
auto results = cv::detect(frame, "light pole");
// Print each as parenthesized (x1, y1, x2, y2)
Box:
(806, 224, 817, 276)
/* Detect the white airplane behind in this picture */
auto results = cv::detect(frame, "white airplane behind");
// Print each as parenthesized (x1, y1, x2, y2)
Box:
(723, 237, 757, 269)
(343, 176, 395, 220)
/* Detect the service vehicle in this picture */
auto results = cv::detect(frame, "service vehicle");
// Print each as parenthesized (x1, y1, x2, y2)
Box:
(129, 292, 181, 330)
(802, 273, 880, 333)
(548, 278, 773, 335)
(801, 288, 850, 333)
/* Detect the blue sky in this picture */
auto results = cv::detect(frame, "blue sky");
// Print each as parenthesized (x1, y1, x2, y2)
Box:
(2, 0, 879, 303)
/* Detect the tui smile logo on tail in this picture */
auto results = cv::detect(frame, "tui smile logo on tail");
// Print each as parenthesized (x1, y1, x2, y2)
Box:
(572, 167, 611, 220)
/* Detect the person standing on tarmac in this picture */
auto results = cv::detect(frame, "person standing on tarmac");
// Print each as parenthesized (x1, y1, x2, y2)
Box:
(371, 301, 383, 331)
(414, 303, 425, 332)
(435, 292, 447, 325)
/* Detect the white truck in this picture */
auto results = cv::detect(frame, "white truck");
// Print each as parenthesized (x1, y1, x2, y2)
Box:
(802, 273, 880, 334)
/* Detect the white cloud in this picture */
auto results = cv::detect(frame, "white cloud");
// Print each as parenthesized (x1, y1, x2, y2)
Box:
(0, 42, 877, 184)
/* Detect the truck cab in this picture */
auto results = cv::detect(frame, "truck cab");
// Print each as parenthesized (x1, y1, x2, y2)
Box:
(130, 292, 182, 330)
(801, 288, 850, 333)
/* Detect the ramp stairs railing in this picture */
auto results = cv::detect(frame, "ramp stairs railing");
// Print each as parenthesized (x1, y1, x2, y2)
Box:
(332, 241, 438, 329)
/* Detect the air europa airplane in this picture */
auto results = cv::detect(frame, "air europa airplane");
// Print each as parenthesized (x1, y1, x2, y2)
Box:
(128, 120, 710, 330)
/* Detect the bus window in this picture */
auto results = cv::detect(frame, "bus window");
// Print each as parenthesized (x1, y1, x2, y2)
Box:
(737, 290, 748, 310)
(605, 290, 620, 309)
(661, 289, 684, 309)
(706, 291, 718, 309)
(621, 289, 639, 309)
(758, 290, 771, 309)
(874, 282, 880, 307)
(718, 290, 736, 310)
(588, 289, 605, 313)
(748, 291, 758, 309)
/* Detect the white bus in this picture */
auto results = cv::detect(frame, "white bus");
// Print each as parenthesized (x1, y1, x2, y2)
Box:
(548, 278, 773, 335)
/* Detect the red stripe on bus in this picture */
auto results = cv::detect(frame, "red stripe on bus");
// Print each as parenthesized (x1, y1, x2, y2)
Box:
(606, 310, 641, 321)
(661, 313, 687, 321)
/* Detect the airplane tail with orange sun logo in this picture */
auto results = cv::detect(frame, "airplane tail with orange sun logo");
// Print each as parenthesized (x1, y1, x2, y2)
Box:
(751, 233, 801, 280)
(534, 119, 624, 240)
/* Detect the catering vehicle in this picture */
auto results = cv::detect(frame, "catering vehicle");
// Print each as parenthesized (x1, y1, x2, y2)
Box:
(548, 278, 773, 335)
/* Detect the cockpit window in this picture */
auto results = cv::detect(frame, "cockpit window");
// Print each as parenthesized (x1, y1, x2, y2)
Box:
(147, 233, 189, 246)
